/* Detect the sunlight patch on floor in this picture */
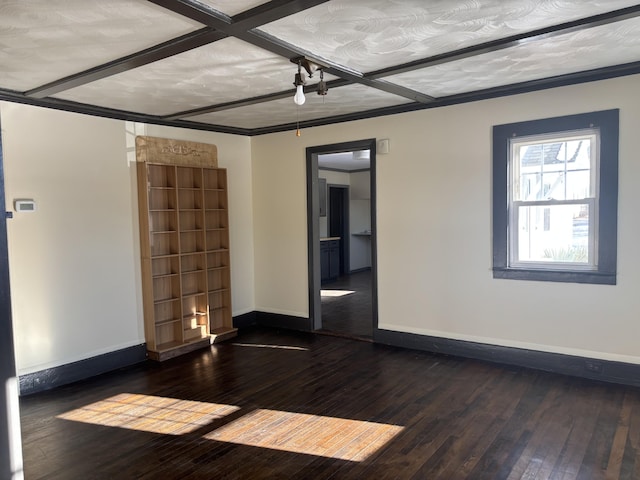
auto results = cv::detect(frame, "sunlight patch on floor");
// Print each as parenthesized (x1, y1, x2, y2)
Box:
(231, 343, 309, 351)
(321, 289, 355, 297)
(58, 394, 403, 462)
(205, 409, 403, 461)
(57, 393, 239, 435)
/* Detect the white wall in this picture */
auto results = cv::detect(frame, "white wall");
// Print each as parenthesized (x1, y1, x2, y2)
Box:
(251, 74, 640, 363)
(1, 103, 254, 375)
(1, 103, 142, 375)
(349, 170, 371, 271)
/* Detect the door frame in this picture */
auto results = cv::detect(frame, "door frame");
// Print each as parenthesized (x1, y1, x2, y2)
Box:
(306, 138, 378, 332)
(0, 115, 22, 477)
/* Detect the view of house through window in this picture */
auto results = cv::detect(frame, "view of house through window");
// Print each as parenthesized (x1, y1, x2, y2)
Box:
(509, 131, 597, 269)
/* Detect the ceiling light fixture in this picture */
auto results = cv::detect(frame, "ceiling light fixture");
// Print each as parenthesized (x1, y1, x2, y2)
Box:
(290, 57, 327, 137)
(316, 69, 328, 97)
(293, 60, 306, 106)
(292, 57, 327, 105)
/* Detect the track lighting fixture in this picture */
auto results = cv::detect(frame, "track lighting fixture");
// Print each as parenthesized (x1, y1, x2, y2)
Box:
(291, 57, 328, 105)
(290, 57, 328, 136)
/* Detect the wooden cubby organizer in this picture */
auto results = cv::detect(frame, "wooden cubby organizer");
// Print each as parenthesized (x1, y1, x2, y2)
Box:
(136, 136, 237, 361)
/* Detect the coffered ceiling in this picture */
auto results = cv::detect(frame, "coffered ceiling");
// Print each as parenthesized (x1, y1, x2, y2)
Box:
(1, 0, 639, 136)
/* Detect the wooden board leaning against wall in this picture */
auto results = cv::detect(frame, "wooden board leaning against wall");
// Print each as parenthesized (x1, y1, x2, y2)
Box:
(136, 136, 237, 361)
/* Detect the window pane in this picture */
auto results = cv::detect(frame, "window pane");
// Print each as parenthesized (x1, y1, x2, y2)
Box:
(514, 136, 593, 201)
(565, 170, 591, 199)
(514, 204, 591, 264)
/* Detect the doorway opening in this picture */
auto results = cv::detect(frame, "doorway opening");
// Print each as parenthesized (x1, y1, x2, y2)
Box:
(306, 139, 377, 340)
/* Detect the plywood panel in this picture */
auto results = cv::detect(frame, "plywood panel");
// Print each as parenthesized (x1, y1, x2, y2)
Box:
(136, 136, 217, 167)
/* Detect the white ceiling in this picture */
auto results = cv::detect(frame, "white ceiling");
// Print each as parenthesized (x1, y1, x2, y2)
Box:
(1, 0, 639, 135)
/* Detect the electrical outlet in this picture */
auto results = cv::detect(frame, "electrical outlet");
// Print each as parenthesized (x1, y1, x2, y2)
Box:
(585, 360, 604, 374)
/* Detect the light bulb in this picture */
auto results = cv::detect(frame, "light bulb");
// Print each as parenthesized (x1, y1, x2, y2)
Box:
(293, 84, 306, 105)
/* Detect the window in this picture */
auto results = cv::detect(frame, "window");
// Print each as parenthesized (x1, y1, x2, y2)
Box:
(493, 110, 619, 284)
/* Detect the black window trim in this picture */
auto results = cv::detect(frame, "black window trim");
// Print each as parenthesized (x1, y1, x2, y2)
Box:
(492, 109, 619, 285)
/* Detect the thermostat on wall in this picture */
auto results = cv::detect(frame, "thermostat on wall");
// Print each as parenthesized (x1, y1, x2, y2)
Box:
(14, 199, 36, 212)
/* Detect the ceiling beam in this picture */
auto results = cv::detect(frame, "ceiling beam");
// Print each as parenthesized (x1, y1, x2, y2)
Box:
(366, 4, 640, 79)
(149, 0, 434, 103)
(25, 28, 227, 99)
(164, 78, 351, 120)
(148, 0, 331, 33)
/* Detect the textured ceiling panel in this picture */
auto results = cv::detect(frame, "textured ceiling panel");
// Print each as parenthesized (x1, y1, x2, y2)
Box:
(188, 84, 411, 129)
(196, 0, 270, 17)
(54, 38, 307, 116)
(258, 0, 640, 73)
(0, 0, 203, 91)
(384, 16, 640, 98)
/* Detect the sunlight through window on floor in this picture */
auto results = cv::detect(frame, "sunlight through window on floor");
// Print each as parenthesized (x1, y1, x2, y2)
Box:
(231, 343, 309, 351)
(321, 289, 355, 298)
(58, 395, 403, 462)
(205, 409, 404, 462)
(57, 393, 239, 435)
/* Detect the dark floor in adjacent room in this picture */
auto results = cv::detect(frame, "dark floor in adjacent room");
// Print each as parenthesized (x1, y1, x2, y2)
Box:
(320, 270, 373, 339)
(20, 326, 640, 479)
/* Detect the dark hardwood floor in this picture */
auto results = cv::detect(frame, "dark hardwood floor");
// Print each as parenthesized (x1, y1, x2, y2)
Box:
(20, 326, 640, 479)
(321, 270, 373, 339)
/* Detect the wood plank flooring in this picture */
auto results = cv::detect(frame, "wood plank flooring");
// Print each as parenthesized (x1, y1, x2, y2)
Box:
(321, 270, 373, 339)
(19, 326, 640, 479)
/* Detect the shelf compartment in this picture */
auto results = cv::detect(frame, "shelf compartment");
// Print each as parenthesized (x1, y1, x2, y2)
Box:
(208, 268, 230, 290)
(154, 299, 182, 325)
(150, 211, 177, 233)
(149, 187, 177, 211)
(181, 270, 206, 297)
(177, 166, 203, 189)
(179, 210, 204, 231)
(152, 256, 179, 277)
(208, 289, 230, 312)
(205, 230, 229, 251)
(181, 252, 205, 273)
(156, 319, 184, 348)
(203, 169, 226, 190)
(182, 293, 208, 319)
(204, 210, 228, 230)
(178, 188, 204, 210)
(180, 230, 205, 254)
(207, 252, 229, 269)
(184, 325, 208, 342)
(204, 191, 227, 210)
(183, 312, 208, 342)
(210, 307, 231, 331)
(153, 274, 181, 302)
(151, 231, 179, 257)
(148, 164, 176, 188)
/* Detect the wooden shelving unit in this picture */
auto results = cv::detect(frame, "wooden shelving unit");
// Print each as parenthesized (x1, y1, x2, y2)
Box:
(136, 137, 236, 361)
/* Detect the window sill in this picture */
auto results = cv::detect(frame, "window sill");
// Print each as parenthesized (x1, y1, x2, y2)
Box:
(493, 267, 616, 285)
